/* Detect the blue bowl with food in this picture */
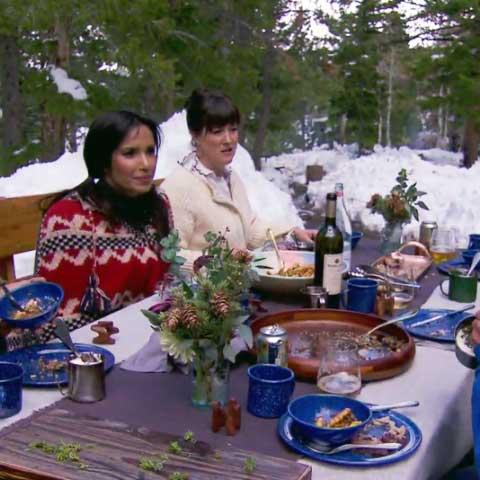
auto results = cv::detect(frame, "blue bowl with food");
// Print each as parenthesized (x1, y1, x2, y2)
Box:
(351, 231, 364, 250)
(287, 394, 371, 445)
(0, 282, 63, 329)
(462, 249, 480, 271)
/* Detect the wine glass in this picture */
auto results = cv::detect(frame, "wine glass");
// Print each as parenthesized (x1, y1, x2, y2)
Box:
(317, 338, 362, 396)
(430, 228, 457, 264)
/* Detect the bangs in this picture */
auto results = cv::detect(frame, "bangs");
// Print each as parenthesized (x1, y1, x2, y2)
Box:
(204, 97, 240, 131)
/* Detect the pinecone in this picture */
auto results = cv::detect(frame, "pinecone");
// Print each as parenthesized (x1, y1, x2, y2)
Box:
(232, 249, 253, 264)
(181, 304, 201, 328)
(166, 308, 182, 331)
(210, 292, 231, 316)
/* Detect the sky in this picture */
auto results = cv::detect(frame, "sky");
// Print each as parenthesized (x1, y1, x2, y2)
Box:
(2, 106, 479, 278)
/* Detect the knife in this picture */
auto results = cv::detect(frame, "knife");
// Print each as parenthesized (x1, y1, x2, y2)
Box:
(409, 304, 475, 328)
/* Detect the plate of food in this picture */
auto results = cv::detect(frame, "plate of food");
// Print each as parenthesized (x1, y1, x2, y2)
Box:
(252, 250, 314, 294)
(455, 316, 478, 369)
(278, 407, 422, 467)
(0, 343, 115, 386)
(251, 309, 415, 381)
(403, 309, 473, 343)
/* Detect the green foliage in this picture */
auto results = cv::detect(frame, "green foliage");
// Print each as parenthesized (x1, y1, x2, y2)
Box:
(244, 456, 257, 474)
(144, 231, 253, 365)
(367, 168, 429, 223)
(29, 440, 91, 469)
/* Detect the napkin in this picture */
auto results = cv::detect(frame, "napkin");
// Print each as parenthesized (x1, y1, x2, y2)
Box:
(120, 332, 189, 374)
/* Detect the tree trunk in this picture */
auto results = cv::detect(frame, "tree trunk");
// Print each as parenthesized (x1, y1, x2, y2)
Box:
(377, 111, 383, 145)
(41, 15, 70, 162)
(0, 34, 23, 151)
(339, 113, 348, 144)
(385, 49, 394, 147)
(462, 117, 479, 168)
(251, 39, 275, 171)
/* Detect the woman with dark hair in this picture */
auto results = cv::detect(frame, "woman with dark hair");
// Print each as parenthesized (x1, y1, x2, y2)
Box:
(162, 88, 313, 268)
(31, 110, 172, 341)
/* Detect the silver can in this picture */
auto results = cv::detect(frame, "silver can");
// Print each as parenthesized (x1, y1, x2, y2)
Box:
(419, 221, 438, 249)
(256, 324, 288, 367)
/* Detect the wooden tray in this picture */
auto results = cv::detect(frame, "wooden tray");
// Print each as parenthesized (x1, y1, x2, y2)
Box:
(251, 309, 415, 382)
(372, 241, 432, 282)
(0, 408, 311, 480)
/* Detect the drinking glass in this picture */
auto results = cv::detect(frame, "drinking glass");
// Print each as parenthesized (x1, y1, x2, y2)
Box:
(430, 228, 457, 264)
(317, 339, 362, 396)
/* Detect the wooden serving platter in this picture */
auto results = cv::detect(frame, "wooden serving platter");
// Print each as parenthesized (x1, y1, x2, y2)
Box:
(251, 309, 415, 382)
(0, 409, 311, 480)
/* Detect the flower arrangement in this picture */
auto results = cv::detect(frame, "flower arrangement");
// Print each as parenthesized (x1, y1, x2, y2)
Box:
(367, 168, 429, 223)
(143, 230, 255, 366)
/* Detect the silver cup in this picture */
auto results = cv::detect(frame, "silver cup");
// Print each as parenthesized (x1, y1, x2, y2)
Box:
(301, 285, 328, 308)
(65, 353, 105, 403)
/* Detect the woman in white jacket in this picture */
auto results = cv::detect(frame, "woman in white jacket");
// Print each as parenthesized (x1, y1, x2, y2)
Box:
(162, 88, 313, 269)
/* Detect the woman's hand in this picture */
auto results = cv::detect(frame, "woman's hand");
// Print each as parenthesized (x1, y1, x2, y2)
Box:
(292, 228, 316, 244)
(472, 312, 480, 345)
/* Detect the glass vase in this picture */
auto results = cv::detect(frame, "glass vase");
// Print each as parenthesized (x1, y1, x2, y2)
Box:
(380, 221, 404, 254)
(191, 354, 230, 409)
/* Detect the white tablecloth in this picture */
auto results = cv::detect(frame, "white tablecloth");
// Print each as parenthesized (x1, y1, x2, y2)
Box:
(0, 288, 477, 480)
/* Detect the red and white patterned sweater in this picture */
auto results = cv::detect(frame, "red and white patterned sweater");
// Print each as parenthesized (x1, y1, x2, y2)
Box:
(32, 191, 171, 339)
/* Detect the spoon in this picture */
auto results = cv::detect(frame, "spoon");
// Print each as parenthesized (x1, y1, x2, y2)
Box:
(355, 265, 421, 289)
(467, 251, 480, 276)
(364, 309, 420, 337)
(0, 280, 27, 312)
(53, 318, 82, 359)
(306, 440, 402, 455)
(368, 400, 419, 412)
(267, 228, 285, 271)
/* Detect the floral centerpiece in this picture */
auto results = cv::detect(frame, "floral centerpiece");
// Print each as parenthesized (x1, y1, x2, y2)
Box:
(367, 169, 429, 252)
(143, 230, 256, 407)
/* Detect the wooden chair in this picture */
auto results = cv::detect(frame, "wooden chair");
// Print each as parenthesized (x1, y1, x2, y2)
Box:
(0, 179, 164, 282)
(0, 192, 51, 281)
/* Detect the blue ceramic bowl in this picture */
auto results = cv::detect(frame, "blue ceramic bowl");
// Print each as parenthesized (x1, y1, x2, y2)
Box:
(0, 362, 23, 418)
(462, 249, 480, 271)
(0, 282, 63, 329)
(287, 394, 371, 445)
(351, 231, 364, 250)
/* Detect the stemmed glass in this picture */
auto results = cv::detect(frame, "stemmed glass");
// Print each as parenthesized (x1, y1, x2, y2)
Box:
(317, 338, 362, 397)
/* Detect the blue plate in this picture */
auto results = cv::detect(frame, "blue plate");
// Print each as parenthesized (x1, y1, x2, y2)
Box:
(437, 257, 473, 277)
(403, 309, 473, 342)
(0, 343, 115, 387)
(278, 408, 422, 467)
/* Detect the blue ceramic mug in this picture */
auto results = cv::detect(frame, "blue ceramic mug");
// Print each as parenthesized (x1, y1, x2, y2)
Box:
(247, 364, 295, 418)
(468, 234, 480, 250)
(343, 278, 379, 313)
(0, 362, 23, 418)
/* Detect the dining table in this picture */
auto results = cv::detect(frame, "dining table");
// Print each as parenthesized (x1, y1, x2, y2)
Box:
(0, 236, 477, 480)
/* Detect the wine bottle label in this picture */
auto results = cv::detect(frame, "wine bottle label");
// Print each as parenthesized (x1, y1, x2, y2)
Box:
(322, 253, 343, 295)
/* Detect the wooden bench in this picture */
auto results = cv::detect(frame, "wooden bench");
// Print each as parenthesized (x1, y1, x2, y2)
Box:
(0, 180, 164, 282)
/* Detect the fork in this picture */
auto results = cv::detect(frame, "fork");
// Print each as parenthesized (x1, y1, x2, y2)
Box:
(306, 440, 402, 455)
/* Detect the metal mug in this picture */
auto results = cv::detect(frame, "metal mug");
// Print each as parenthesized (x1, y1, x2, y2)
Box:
(61, 353, 105, 403)
(301, 285, 328, 308)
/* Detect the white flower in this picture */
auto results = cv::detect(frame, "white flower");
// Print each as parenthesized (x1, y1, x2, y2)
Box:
(159, 330, 195, 363)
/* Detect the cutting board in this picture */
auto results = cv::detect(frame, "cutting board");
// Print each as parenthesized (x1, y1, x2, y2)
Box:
(0, 408, 311, 480)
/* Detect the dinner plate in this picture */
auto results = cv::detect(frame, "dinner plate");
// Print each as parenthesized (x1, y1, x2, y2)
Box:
(403, 309, 473, 342)
(437, 257, 473, 277)
(0, 343, 115, 387)
(277, 408, 422, 467)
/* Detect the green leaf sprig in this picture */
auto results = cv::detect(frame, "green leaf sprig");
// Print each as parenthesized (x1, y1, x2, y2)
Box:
(29, 440, 91, 469)
(367, 168, 429, 223)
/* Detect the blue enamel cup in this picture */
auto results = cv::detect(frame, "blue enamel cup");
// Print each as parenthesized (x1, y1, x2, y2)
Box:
(0, 362, 23, 418)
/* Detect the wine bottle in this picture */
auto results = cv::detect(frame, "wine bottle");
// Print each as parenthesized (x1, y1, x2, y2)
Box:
(335, 183, 352, 271)
(315, 192, 344, 308)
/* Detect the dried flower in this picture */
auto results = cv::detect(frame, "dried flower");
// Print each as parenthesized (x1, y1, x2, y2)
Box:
(367, 169, 429, 223)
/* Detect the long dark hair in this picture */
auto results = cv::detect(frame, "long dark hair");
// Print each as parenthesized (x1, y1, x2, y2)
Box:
(185, 88, 240, 134)
(47, 111, 170, 239)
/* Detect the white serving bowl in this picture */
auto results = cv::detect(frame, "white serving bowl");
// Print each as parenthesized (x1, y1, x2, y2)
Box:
(252, 250, 314, 294)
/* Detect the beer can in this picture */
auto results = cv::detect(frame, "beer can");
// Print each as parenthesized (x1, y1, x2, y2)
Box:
(419, 221, 438, 249)
(256, 324, 288, 367)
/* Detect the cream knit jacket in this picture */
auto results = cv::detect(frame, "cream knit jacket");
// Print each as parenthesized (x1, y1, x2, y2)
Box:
(162, 166, 293, 269)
